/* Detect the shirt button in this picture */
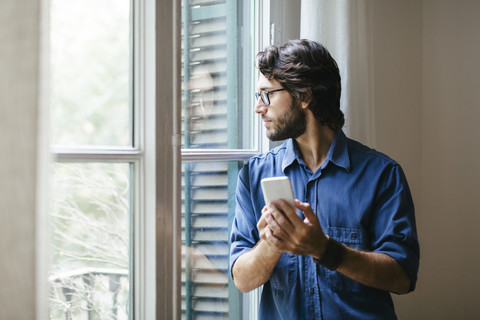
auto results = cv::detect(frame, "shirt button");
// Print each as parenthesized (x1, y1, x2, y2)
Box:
(310, 288, 315, 295)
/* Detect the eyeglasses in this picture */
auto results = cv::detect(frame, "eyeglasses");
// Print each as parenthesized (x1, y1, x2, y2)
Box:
(254, 88, 286, 106)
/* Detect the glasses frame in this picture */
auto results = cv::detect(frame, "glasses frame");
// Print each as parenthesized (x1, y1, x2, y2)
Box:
(254, 88, 286, 106)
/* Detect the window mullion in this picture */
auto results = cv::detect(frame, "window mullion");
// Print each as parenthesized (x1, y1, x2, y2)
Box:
(181, 149, 258, 162)
(155, 0, 181, 319)
(51, 149, 142, 163)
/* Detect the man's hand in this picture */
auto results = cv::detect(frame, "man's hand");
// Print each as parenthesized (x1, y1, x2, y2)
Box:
(258, 199, 328, 260)
(239, 198, 411, 294)
(258, 199, 412, 294)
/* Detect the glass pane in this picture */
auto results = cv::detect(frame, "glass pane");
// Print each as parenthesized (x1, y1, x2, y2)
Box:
(50, 0, 131, 146)
(181, 0, 254, 149)
(182, 161, 253, 320)
(49, 162, 131, 320)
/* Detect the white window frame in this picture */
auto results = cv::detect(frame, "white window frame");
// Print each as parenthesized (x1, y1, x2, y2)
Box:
(132, 0, 157, 318)
(48, 0, 156, 319)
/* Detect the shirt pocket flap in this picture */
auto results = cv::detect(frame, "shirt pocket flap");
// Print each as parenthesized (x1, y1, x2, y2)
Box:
(326, 227, 368, 248)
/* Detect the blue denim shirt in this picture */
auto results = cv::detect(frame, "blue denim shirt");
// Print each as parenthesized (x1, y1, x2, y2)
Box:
(229, 131, 419, 320)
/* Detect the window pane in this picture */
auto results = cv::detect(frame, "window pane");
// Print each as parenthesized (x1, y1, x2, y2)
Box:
(49, 162, 131, 320)
(50, 0, 131, 146)
(182, 161, 253, 320)
(181, 0, 254, 150)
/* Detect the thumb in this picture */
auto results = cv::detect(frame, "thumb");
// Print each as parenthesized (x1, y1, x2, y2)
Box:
(295, 200, 318, 224)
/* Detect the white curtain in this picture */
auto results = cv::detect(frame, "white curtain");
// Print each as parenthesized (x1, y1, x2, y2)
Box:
(0, 0, 49, 318)
(301, 0, 375, 146)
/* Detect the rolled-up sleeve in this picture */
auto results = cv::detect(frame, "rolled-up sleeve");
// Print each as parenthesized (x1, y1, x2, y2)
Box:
(370, 163, 420, 292)
(229, 164, 260, 279)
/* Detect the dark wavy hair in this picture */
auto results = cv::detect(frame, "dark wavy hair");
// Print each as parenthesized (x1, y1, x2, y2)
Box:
(256, 39, 344, 131)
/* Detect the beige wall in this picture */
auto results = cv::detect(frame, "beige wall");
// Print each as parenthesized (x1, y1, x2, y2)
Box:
(372, 0, 480, 318)
(420, 0, 480, 317)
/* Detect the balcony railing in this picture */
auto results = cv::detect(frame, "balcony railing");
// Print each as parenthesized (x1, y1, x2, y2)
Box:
(49, 268, 129, 320)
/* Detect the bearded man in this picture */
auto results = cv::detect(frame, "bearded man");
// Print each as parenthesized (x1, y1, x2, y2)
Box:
(229, 39, 420, 320)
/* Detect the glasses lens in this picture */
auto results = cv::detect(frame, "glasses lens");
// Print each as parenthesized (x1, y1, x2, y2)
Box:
(261, 91, 270, 106)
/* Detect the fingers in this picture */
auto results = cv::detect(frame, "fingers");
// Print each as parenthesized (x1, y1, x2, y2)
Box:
(263, 207, 289, 240)
(258, 207, 285, 250)
(258, 205, 284, 239)
(275, 199, 301, 224)
(263, 226, 283, 246)
(295, 200, 318, 224)
(265, 200, 318, 231)
(257, 206, 268, 230)
(259, 199, 327, 257)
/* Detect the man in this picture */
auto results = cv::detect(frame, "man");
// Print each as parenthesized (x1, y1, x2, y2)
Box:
(229, 39, 419, 319)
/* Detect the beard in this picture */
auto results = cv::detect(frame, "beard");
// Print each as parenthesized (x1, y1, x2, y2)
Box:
(265, 99, 307, 141)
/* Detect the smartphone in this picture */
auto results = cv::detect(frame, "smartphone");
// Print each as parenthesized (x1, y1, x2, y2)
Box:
(261, 176, 295, 207)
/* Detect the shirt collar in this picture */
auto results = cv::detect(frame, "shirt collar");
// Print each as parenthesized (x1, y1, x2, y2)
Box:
(281, 130, 351, 173)
(328, 130, 351, 172)
(281, 139, 299, 172)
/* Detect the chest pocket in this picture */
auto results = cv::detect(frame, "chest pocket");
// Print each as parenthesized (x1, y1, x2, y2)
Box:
(324, 227, 372, 294)
(270, 252, 298, 289)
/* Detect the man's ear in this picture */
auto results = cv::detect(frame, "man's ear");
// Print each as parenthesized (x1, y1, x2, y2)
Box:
(300, 89, 312, 110)
(300, 100, 310, 110)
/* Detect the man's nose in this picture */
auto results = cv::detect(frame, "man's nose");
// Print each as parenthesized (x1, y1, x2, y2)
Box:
(254, 97, 268, 114)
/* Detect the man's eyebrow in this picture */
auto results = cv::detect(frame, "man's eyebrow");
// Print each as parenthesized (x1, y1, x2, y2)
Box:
(257, 86, 275, 91)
